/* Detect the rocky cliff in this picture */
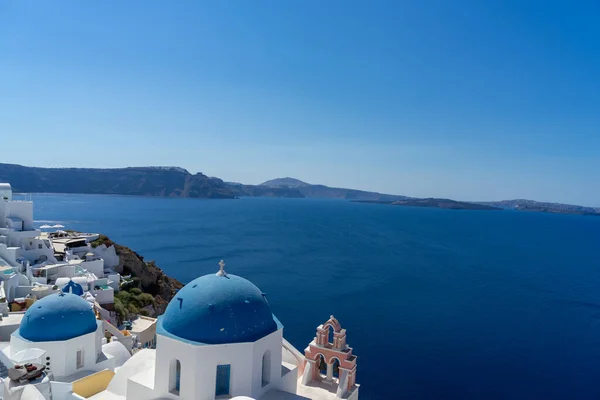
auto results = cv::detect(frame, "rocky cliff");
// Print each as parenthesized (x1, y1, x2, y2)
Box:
(92, 236, 183, 316)
(0, 163, 236, 198)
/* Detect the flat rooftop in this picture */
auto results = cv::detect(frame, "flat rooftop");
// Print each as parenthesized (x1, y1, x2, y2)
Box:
(0, 312, 25, 329)
(130, 317, 156, 334)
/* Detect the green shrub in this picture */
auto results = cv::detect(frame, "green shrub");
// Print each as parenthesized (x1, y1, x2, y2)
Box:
(114, 298, 128, 323)
(127, 303, 139, 314)
(115, 291, 131, 303)
(138, 293, 155, 306)
(90, 234, 115, 249)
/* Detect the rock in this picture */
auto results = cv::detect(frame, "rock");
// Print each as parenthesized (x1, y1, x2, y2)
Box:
(104, 239, 183, 316)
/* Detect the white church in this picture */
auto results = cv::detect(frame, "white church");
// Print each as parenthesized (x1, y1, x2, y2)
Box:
(0, 260, 359, 400)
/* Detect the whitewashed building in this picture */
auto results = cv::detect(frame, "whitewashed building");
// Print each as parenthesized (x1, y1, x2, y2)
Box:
(0, 261, 359, 400)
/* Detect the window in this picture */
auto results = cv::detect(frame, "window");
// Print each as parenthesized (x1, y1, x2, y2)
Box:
(317, 354, 327, 375)
(262, 351, 271, 387)
(328, 325, 335, 345)
(215, 364, 231, 396)
(170, 359, 181, 395)
(76, 349, 83, 369)
(332, 357, 340, 378)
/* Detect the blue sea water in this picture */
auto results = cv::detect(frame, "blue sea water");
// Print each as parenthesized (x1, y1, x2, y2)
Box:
(25, 193, 600, 399)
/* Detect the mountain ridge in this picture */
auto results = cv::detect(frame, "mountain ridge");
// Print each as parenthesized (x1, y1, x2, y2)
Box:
(0, 164, 597, 215)
(260, 177, 311, 187)
(259, 177, 408, 201)
(0, 163, 234, 198)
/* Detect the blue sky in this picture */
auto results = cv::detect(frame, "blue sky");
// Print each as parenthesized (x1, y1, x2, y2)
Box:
(1, 1, 599, 205)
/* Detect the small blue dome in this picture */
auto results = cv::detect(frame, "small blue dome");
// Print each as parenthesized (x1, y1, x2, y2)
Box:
(160, 273, 278, 344)
(62, 280, 84, 296)
(19, 292, 97, 342)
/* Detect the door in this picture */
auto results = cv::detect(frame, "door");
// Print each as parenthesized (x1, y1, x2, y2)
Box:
(215, 364, 231, 396)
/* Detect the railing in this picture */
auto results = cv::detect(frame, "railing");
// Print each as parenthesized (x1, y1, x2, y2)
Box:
(283, 338, 306, 375)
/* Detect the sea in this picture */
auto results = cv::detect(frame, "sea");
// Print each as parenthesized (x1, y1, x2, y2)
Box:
(23, 193, 600, 399)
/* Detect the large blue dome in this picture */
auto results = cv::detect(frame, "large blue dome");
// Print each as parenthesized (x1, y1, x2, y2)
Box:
(160, 273, 278, 344)
(19, 292, 97, 342)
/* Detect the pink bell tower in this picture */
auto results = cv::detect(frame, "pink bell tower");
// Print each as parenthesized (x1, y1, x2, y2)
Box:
(301, 315, 359, 398)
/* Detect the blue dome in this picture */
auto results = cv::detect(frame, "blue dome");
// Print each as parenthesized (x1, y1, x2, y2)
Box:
(19, 292, 97, 342)
(62, 280, 84, 296)
(160, 273, 278, 344)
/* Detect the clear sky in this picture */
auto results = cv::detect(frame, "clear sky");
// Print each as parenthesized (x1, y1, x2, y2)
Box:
(1, 1, 599, 205)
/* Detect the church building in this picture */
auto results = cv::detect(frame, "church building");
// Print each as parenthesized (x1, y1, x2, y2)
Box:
(1, 261, 359, 400)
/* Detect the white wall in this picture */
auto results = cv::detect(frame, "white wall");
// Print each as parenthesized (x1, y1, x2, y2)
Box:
(57, 265, 76, 278)
(1, 229, 37, 247)
(91, 245, 119, 269)
(279, 362, 299, 395)
(117, 350, 157, 400)
(0, 314, 23, 342)
(0, 198, 6, 230)
(19, 238, 55, 265)
(6, 202, 33, 231)
(50, 381, 74, 400)
(10, 321, 103, 378)
(150, 328, 284, 400)
(5, 218, 23, 231)
(251, 330, 284, 398)
(107, 274, 120, 291)
(0, 243, 19, 266)
(4, 274, 19, 301)
(81, 259, 104, 278)
(0, 185, 12, 201)
(93, 287, 114, 305)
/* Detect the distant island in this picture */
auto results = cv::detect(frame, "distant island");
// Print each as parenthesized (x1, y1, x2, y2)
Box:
(476, 199, 600, 216)
(353, 198, 501, 210)
(0, 163, 598, 216)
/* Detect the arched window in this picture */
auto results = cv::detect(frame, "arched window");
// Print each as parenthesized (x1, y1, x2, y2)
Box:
(170, 359, 181, 395)
(331, 357, 340, 378)
(262, 350, 271, 387)
(317, 354, 327, 376)
(327, 325, 335, 345)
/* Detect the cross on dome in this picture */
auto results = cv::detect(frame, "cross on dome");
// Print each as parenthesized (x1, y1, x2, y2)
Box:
(216, 260, 227, 277)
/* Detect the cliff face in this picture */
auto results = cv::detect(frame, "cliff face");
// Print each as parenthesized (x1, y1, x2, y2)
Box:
(0, 163, 236, 198)
(98, 240, 183, 315)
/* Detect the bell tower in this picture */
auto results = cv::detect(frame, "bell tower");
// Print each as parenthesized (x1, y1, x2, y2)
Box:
(301, 316, 358, 398)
